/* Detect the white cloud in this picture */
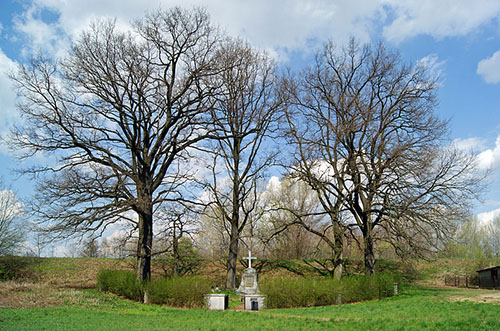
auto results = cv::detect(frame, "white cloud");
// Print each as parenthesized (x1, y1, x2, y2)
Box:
(266, 176, 281, 192)
(453, 137, 486, 152)
(477, 50, 500, 84)
(22, 0, 384, 60)
(417, 54, 446, 85)
(477, 207, 500, 225)
(13, 1, 500, 63)
(477, 135, 500, 172)
(0, 49, 18, 154)
(105, 228, 130, 242)
(381, 0, 500, 43)
(53, 244, 70, 257)
(13, 3, 71, 58)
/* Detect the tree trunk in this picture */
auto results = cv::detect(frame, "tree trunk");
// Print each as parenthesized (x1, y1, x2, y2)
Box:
(226, 220, 239, 289)
(172, 230, 179, 277)
(333, 223, 344, 281)
(363, 226, 375, 275)
(226, 140, 241, 290)
(333, 259, 343, 281)
(136, 208, 153, 283)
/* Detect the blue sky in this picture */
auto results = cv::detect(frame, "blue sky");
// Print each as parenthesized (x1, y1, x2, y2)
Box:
(1, 0, 500, 245)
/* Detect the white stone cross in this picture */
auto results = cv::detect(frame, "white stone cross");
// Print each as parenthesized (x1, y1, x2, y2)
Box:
(244, 251, 256, 269)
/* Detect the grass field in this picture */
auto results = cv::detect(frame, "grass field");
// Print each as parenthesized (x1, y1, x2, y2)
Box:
(2, 257, 500, 330)
(1, 285, 500, 330)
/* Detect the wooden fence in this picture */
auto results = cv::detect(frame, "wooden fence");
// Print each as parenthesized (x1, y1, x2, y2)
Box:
(444, 275, 478, 288)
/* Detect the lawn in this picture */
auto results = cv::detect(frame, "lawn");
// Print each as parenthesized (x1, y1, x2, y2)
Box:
(1, 286, 500, 330)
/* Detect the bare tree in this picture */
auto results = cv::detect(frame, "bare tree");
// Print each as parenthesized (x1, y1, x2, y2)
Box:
(0, 181, 24, 255)
(9, 8, 221, 282)
(79, 237, 101, 258)
(203, 39, 283, 289)
(285, 39, 482, 274)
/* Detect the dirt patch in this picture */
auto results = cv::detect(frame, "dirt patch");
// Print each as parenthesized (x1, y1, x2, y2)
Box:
(449, 291, 500, 304)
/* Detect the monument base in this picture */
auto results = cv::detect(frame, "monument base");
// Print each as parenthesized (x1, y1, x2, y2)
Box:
(205, 294, 228, 310)
(244, 294, 266, 310)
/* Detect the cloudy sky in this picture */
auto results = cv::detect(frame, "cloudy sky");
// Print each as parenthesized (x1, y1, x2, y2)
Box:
(1, 0, 500, 230)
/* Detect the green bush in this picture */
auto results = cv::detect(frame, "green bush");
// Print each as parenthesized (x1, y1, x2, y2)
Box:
(260, 277, 340, 308)
(97, 269, 143, 301)
(97, 270, 211, 307)
(341, 273, 398, 302)
(260, 273, 400, 308)
(145, 276, 211, 308)
(0, 256, 39, 281)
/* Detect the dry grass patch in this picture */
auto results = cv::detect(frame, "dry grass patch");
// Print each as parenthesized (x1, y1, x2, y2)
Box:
(0, 281, 113, 309)
(0, 281, 67, 308)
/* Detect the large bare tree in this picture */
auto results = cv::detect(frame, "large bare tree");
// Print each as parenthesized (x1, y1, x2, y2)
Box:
(203, 39, 283, 289)
(9, 8, 221, 282)
(286, 40, 482, 274)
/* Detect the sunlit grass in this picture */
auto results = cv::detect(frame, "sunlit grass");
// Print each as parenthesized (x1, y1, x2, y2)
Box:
(2, 285, 500, 330)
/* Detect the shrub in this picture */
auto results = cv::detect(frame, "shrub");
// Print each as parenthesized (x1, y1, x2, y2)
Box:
(261, 273, 400, 308)
(97, 269, 143, 301)
(145, 276, 211, 308)
(260, 277, 340, 308)
(0, 256, 39, 281)
(341, 273, 398, 302)
(97, 270, 211, 307)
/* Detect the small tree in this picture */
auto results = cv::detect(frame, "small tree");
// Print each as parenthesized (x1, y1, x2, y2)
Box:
(0, 181, 24, 255)
(79, 237, 101, 258)
(155, 204, 200, 276)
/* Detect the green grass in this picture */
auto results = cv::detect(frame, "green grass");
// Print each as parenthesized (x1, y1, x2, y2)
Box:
(1, 286, 500, 330)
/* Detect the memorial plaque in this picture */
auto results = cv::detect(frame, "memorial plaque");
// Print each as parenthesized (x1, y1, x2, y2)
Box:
(244, 275, 253, 288)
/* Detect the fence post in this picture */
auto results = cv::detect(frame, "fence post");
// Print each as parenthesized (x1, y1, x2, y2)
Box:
(336, 293, 342, 305)
(394, 283, 398, 296)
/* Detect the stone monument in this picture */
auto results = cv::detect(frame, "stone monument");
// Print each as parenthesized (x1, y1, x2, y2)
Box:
(236, 251, 259, 295)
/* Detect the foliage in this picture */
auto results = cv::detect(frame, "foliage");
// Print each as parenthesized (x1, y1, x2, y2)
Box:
(157, 238, 202, 277)
(145, 276, 211, 308)
(0, 256, 39, 281)
(97, 269, 143, 301)
(260, 273, 399, 308)
(440, 217, 499, 260)
(98, 269, 211, 307)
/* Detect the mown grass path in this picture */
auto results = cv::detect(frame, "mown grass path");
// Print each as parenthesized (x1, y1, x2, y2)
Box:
(1, 286, 500, 330)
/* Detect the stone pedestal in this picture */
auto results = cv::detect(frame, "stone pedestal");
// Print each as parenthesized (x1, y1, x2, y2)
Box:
(236, 267, 259, 295)
(244, 294, 266, 311)
(205, 294, 228, 310)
